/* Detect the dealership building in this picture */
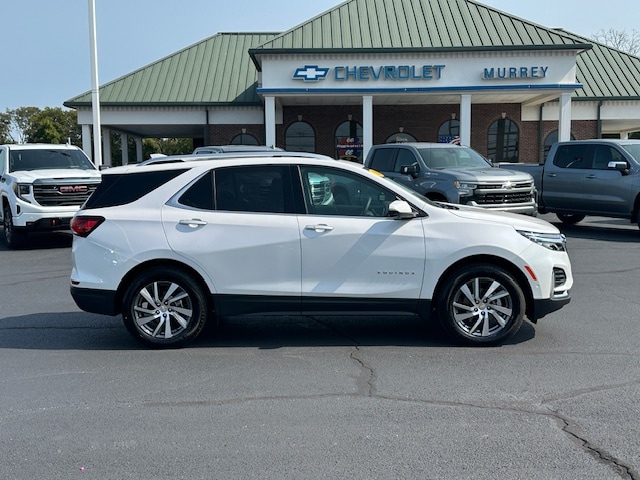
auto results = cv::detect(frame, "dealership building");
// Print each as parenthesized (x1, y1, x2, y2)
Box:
(65, 0, 640, 166)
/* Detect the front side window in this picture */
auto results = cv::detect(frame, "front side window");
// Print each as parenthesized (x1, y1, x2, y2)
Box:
(299, 166, 397, 218)
(487, 118, 519, 162)
(592, 145, 624, 169)
(213, 165, 293, 214)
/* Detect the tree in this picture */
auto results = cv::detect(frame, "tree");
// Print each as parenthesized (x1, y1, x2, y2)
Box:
(26, 108, 81, 145)
(0, 110, 11, 143)
(11, 106, 40, 143)
(593, 28, 640, 56)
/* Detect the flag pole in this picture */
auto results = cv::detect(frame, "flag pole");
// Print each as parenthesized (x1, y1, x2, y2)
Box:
(88, 0, 102, 166)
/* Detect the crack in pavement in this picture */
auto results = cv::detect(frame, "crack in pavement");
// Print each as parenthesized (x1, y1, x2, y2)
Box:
(308, 316, 640, 480)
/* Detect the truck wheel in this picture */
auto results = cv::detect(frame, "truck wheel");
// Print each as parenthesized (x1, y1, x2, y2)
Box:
(436, 264, 525, 346)
(2, 205, 25, 249)
(556, 213, 585, 225)
(122, 267, 209, 348)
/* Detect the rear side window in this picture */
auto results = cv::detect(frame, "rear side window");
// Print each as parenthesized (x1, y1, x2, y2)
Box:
(553, 145, 589, 169)
(84, 169, 188, 208)
(213, 165, 295, 214)
(368, 149, 396, 171)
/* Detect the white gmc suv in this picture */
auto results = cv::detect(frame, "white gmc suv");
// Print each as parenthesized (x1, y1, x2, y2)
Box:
(69, 153, 573, 348)
(0, 143, 101, 248)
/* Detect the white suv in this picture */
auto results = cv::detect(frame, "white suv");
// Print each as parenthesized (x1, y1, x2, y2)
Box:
(0, 143, 101, 248)
(69, 153, 573, 348)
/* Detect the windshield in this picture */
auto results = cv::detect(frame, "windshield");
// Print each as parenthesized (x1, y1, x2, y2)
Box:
(9, 149, 96, 172)
(417, 147, 491, 169)
(620, 143, 640, 162)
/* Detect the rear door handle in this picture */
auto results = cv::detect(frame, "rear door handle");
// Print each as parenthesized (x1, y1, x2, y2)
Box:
(179, 219, 207, 228)
(305, 224, 334, 232)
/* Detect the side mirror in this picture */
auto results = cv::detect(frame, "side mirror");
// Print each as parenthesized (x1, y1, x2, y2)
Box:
(400, 164, 419, 177)
(608, 161, 629, 175)
(388, 200, 417, 219)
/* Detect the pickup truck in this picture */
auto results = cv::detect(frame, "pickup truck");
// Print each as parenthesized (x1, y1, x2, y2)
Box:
(498, 139, 640, 227)
(364, 143, 537, 215)
(0, 143, 101, 248)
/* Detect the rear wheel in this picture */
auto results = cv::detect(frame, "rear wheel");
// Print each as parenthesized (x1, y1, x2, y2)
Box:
(122, 267, 209, 348)
(556, 213, 585, 225)
(437, 264, 525, 346)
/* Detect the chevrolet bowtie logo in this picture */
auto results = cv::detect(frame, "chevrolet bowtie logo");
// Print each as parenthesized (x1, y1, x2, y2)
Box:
(293, 65, 330, 82)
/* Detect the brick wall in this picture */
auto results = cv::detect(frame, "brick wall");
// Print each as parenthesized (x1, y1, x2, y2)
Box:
(205, 106, 599, 164)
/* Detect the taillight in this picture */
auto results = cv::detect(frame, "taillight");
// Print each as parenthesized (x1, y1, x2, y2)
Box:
(70, 216, 105, 237)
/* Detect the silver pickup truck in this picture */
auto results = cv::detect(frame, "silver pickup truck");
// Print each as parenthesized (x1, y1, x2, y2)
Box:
(499, 139, 640, 227)
(364, 143, 537, 215)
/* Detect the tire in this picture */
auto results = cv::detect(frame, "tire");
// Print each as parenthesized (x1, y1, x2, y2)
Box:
(556, 213, 585, 225)
(437, 264, 525, 346)
(3, 204, 25, 249)
(122, 267, 209, 348)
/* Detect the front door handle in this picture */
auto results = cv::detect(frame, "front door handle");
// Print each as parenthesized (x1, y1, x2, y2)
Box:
(305, 224, 334, 232)
(179, 219, 207, 228)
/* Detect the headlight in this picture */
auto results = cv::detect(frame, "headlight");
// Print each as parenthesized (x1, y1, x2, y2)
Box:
(517, 230, 567, 251)
(454, 181, 477, 196)
(13, 183, 31, 201)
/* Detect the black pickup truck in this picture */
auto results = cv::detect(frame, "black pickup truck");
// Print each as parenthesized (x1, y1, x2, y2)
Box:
(499, 139, 640, 227)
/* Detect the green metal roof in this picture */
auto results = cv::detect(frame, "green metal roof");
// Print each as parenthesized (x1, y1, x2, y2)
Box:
(250, 0, 590, 59)
(65, 33, 277, 107)
(564, 31, 640, 100)
(65, 0, 640, 106)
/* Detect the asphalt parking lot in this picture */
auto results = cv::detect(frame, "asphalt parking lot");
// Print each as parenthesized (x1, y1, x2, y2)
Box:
(1, 214, 639, 480)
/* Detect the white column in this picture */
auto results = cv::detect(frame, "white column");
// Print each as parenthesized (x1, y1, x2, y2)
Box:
(558, 92, 572, 142)
(264, 96, 276, 148)
(460, 94, 472, 147)
(102, 129, 111, 167)
(81, 124, 92, 161)
(362, 95, 373, 161)
(620, 131, 629, 140)
(120, 133, 129, 165)
(135, 137, 143, 163)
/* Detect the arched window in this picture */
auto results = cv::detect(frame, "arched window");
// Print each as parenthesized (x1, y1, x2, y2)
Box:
(386, 131, 417, 143)
(544, 130, 575, 161)
(335, 119, 363, 162)
(438, 119, 460, 143)
(230, 133, 259, 145)
(488, 118, 519, 162)
(285, 121, 315, 152)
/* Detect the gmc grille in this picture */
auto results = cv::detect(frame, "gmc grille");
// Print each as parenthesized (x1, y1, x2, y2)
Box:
(33, 184, 99, 207)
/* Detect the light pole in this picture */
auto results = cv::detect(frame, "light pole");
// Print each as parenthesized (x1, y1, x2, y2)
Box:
(88, 0, 102, 166)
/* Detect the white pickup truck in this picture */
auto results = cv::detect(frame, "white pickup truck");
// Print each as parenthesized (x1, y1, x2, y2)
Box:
(0, 143, 101, 248)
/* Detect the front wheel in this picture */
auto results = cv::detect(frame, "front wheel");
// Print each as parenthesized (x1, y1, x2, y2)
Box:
(556, 213, 585, 225)
(3, 204, 25, 249)
(437, 264, 525, 346)
(122, 267, 209, 348)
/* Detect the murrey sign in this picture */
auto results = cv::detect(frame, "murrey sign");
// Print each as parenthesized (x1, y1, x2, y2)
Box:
(293, 64, 446, 82)
(482, 66, 549, 80)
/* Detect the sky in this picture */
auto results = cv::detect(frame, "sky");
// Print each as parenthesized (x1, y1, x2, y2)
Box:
(2, 0, 639, 113)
